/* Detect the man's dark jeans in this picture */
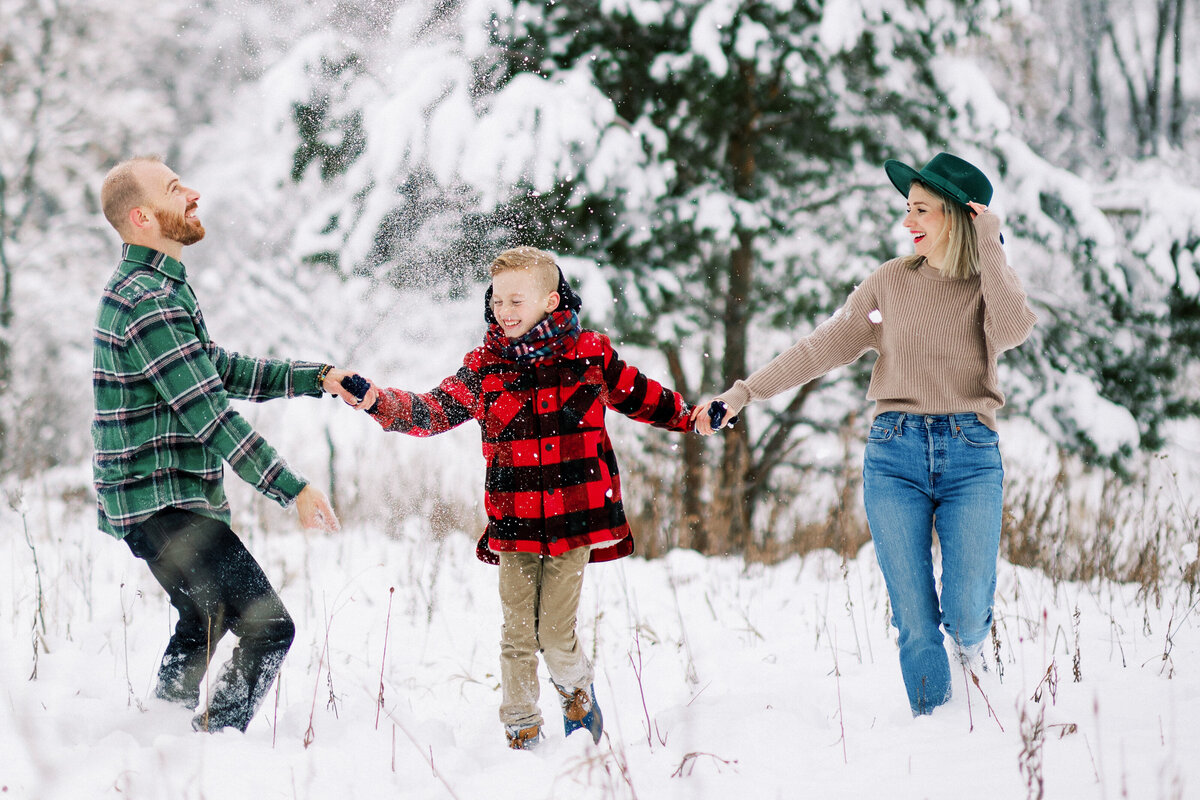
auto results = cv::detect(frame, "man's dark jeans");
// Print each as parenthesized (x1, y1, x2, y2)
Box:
(126, 508, 295, 732)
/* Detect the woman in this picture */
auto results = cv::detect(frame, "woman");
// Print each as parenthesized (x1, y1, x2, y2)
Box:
(695, 153, 1037, 715)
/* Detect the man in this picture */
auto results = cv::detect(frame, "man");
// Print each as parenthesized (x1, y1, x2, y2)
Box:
(92, 156, 373, 733)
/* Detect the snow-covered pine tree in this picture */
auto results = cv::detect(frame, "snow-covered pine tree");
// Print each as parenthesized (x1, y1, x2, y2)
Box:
(256, 0, 1200, 547)
(483, 0, 970, 551)
(952, 0, 1200, 466)
(0, 0, 195, 476)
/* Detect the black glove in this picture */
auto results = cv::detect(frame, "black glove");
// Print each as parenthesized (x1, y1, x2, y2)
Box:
(340, 374, 378, 413)
(708, 400, 738, 430)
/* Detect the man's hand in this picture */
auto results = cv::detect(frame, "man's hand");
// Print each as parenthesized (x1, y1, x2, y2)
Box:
(296, 485, 340, 532)
(322, 367, 380, 410)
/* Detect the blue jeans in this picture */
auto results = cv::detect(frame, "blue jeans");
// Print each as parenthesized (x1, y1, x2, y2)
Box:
(862, 412, 1004, 715)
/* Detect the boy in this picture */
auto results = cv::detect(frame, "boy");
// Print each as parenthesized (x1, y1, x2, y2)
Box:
(352, 247, 696, 748)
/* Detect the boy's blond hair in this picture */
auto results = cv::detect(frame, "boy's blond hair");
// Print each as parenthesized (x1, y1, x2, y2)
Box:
(490, 247, 559, 296)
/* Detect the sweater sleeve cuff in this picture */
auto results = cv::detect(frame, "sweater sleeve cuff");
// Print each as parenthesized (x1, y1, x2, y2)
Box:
(973, 211, 1001, 238)
(714, 382, 752, 419)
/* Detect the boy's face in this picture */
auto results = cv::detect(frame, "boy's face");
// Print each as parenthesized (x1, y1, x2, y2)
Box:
(490, 269, 560, 339)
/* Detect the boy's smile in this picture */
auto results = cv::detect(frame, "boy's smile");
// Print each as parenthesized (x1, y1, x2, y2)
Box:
(491, 269, 560, 339)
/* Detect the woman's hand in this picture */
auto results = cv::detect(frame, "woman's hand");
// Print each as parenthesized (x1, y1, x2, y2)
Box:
(967, 202, 1004, 243)
(691, 403, 714, 435)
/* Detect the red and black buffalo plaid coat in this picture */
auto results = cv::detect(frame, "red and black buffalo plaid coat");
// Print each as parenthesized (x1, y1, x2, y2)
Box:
(367, 331, 693, 564)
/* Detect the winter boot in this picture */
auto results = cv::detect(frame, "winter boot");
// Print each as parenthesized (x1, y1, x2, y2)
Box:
(192, 616, 293, 733)
(954, 641, 989, 677)
(505, 723, 542, 750)
(556, 682, 603, 744)
(154, 641, 212, 708)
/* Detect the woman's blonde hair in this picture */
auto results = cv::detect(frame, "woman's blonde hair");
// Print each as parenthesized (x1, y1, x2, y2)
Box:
(899, 180, 980, 279)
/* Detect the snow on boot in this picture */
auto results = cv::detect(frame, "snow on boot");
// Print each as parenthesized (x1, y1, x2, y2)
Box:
(505, 723, 542, 750)
(192, 643, 289, 733)
(154, 644, 210, 708)
(556, 683, 603, 744)
(954, 641, 990, 678)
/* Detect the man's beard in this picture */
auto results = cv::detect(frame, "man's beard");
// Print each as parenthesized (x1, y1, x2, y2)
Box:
(153, 203, 205, 246)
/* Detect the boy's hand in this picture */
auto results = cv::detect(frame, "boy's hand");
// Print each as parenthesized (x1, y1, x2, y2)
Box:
(692, 400, 738, 435)
(296, 485, 340, 532)
(340, 374, 380, 413)
(322, 367, 379, 410)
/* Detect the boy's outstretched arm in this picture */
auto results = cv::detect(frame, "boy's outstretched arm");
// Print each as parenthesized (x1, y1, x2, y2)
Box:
(353, 353, 483, 437)
(599, 338, 694, 433)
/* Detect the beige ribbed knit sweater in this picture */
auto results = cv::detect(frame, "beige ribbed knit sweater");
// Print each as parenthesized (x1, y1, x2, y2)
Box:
(715, 213, 1037, 431)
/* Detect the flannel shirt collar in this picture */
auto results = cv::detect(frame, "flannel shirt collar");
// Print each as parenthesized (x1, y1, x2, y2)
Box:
(120, 243, 187, 284)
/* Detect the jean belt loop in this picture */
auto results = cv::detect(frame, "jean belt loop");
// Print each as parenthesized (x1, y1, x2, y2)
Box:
(895, 412, 905, 435)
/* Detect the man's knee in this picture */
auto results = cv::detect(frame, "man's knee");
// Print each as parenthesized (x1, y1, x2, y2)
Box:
(258, 609, 295, 652)
(236, 596, 294, 648)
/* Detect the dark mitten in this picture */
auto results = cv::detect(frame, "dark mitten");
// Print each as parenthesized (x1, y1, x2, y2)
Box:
(340, 374, 378, 413)
(708, 400, 739, 430)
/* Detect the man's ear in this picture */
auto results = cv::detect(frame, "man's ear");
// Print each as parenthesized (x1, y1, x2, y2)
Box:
(128, 206, 153, 231)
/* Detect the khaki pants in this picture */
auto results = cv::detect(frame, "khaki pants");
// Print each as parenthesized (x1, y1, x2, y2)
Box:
(497, 547, 593, 728)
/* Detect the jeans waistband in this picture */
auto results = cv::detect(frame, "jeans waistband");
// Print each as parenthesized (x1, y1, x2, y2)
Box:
(874, 411, 980, 429)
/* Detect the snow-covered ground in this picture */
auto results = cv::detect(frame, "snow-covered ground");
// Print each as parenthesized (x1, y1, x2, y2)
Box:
(4, 267, 1197, 800)
(2, 475, 1196, 799)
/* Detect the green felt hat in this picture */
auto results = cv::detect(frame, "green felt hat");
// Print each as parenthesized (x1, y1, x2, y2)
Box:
(884, 152, 993, 208)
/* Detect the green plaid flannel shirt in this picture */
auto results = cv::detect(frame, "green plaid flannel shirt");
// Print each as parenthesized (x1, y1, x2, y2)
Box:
(92, 244, 325, 538)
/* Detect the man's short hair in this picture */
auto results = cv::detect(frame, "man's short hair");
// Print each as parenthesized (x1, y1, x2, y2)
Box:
(489, 247, 559, 296)
(101, 156, 162, 235)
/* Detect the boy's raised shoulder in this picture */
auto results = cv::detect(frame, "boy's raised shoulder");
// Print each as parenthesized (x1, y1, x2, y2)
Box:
(574, 328, 612, 355)
(463, 345, 490, 369)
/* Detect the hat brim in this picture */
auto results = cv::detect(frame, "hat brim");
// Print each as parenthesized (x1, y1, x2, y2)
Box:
(884, 159, 973, 208)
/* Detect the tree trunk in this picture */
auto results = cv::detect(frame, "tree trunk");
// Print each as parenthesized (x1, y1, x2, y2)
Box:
(0, 171, 14, 431)
(711, 59, 766, 553)
(719, 232, 756, 552)
(1145, 0, 1173, 153)
(0, 193, 12, 394)
(1080, 0, 1109, 147)
(1168, 0, 1185, 146)
(664, 345, 708, 552)
(1105, 13, 1151, 152)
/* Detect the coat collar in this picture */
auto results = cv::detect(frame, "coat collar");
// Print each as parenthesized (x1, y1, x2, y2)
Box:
(120, 243, 187, 283)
